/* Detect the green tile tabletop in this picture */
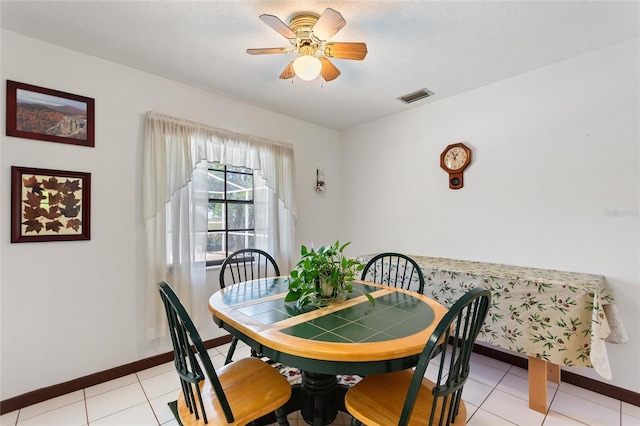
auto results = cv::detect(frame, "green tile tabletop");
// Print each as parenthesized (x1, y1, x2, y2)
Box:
(209, 277, 448, 366)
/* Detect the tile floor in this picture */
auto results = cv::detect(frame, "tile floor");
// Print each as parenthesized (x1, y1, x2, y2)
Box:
(1, 340, 638, 426)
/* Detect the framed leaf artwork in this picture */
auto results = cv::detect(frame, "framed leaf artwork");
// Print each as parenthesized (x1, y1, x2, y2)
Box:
(6, 80, 95, 147)
(11, 166, 91, 243)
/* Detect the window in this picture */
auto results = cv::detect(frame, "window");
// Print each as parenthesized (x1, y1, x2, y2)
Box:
(206, 163, 255, 266)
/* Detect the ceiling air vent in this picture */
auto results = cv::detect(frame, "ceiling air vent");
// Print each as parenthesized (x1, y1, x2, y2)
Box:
(397, 88, 434, 104)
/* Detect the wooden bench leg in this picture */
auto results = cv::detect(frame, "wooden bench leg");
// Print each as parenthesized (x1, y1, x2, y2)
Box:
(528, 356, 548, 413)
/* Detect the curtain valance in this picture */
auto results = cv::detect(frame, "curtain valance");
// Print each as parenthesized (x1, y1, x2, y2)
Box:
(143, 111, 297, 221)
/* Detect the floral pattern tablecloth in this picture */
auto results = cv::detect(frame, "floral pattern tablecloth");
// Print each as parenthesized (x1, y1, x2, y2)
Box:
(361, 255, 628, 379)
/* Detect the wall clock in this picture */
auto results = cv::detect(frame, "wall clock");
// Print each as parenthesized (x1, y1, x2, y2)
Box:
(440, 143, 471, 189)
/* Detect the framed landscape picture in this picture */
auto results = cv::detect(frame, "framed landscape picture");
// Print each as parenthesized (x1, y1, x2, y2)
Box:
(11, 166, 91, 243)
(5, 80, 95, 147)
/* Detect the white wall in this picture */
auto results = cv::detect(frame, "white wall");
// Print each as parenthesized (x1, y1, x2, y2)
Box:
(0, 30, 342, 400)
(340, 39, 639, 392)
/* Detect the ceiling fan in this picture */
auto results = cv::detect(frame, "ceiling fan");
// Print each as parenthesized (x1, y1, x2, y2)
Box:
(247, 8, 368, 82)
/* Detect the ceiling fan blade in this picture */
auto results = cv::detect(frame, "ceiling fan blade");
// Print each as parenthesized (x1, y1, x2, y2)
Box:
(323, 42, 368, 60)
(279, 61, 295, 79)
(319, 56, 341, 82)
(312, 8, 346, 40)
(259, 14, 297, 39)
(246, 47, 290, 55)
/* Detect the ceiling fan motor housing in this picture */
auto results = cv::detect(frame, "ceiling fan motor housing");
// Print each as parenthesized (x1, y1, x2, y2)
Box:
(289, 14, 322, 53)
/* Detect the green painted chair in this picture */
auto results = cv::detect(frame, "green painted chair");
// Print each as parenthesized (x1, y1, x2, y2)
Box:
(361, 252, 426, 294)
(219, 248, 281, 364)
(158, 281, 291, 425)
(345, 287, 491, 426)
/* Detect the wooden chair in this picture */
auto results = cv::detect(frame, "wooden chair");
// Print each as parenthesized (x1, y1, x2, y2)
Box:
(158, 281, 291, 425)
(361, 252, 426, 294)
(219, 248, 280, 364)
(219, 248, 281, 286)
(345, 287, 491, 426)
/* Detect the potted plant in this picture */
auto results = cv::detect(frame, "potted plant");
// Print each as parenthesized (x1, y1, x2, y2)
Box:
(285, 241, 373, 308)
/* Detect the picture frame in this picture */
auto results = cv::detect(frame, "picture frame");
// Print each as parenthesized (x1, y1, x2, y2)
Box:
(11, 166, 91, 243)
(5, 80, 95, 147)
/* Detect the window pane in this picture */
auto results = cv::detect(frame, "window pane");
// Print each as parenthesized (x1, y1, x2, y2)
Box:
(208, 169, 225, 199)
(228, 231, 255, 253)
(226, 172, 253, 201)
(227, 204, 255, 230)
(206, 232, 225, 263)
(226, 165, 252, 174)
(208, 202, 225, 230)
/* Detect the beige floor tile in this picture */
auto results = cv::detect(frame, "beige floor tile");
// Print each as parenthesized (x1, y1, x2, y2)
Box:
(550, 391, 621, 425)
(481, 389, 546, 426)
(543, 411, 590, 426)
(466, 402, 479, 422)
(0, 410, 18, 426)
(496, 373, 557, 405)
(148, 391, 179, 425)
(136, 362, 174, 381)
(470, 351, 513, 372)
(467, 408, 518, 426)
(622, 401, 640, 419)
(462, 377, 495, 407)
(85, 375, 138, 398)
(86, 383, 147, 423)
(90, 402, 158, 425)
(558, 382, 622, 411)
(139, 370, 180, 400)
(17, 401, 86, 426)
(17, 391, 84, 421)
(468, 360, 509, 387)
(622, 412, 640, 426)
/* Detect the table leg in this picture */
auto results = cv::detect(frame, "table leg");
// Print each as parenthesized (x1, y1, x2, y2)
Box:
(300, 371, 340, 426)
(528, 356, 549, 413)
(548, 362, 561, 384)
(269, 371, 352, 426)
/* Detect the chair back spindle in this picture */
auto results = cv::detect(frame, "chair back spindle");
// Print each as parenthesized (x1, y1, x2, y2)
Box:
(361, 252, 425, 294)
(219, 248, 280, 288)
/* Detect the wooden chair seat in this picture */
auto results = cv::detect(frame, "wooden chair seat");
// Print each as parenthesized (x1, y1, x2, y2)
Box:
(176, 357, 291, 426)
(345, 369, 466, 426)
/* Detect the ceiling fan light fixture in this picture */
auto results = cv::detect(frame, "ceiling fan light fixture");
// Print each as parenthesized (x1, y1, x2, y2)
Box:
(250, 8, 366, 82)
(293, 55, 322, 81)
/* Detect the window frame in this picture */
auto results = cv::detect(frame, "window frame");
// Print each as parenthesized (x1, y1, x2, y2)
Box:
(206, 163, 255, 267)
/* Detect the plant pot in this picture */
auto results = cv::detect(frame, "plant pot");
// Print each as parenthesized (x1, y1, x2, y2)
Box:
(318, 277, 335, 298)
(314, 291, 347, 307)
(315, 277, 347, 306)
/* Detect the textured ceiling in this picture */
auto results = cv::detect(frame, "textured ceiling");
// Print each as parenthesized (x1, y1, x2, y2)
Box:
(1, 1, 638, 130)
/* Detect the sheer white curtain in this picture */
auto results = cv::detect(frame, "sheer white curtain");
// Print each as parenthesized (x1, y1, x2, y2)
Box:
(143, 111, 297, 340)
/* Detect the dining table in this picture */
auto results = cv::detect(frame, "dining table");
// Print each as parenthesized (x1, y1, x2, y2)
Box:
(208, 277, 449, 426)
